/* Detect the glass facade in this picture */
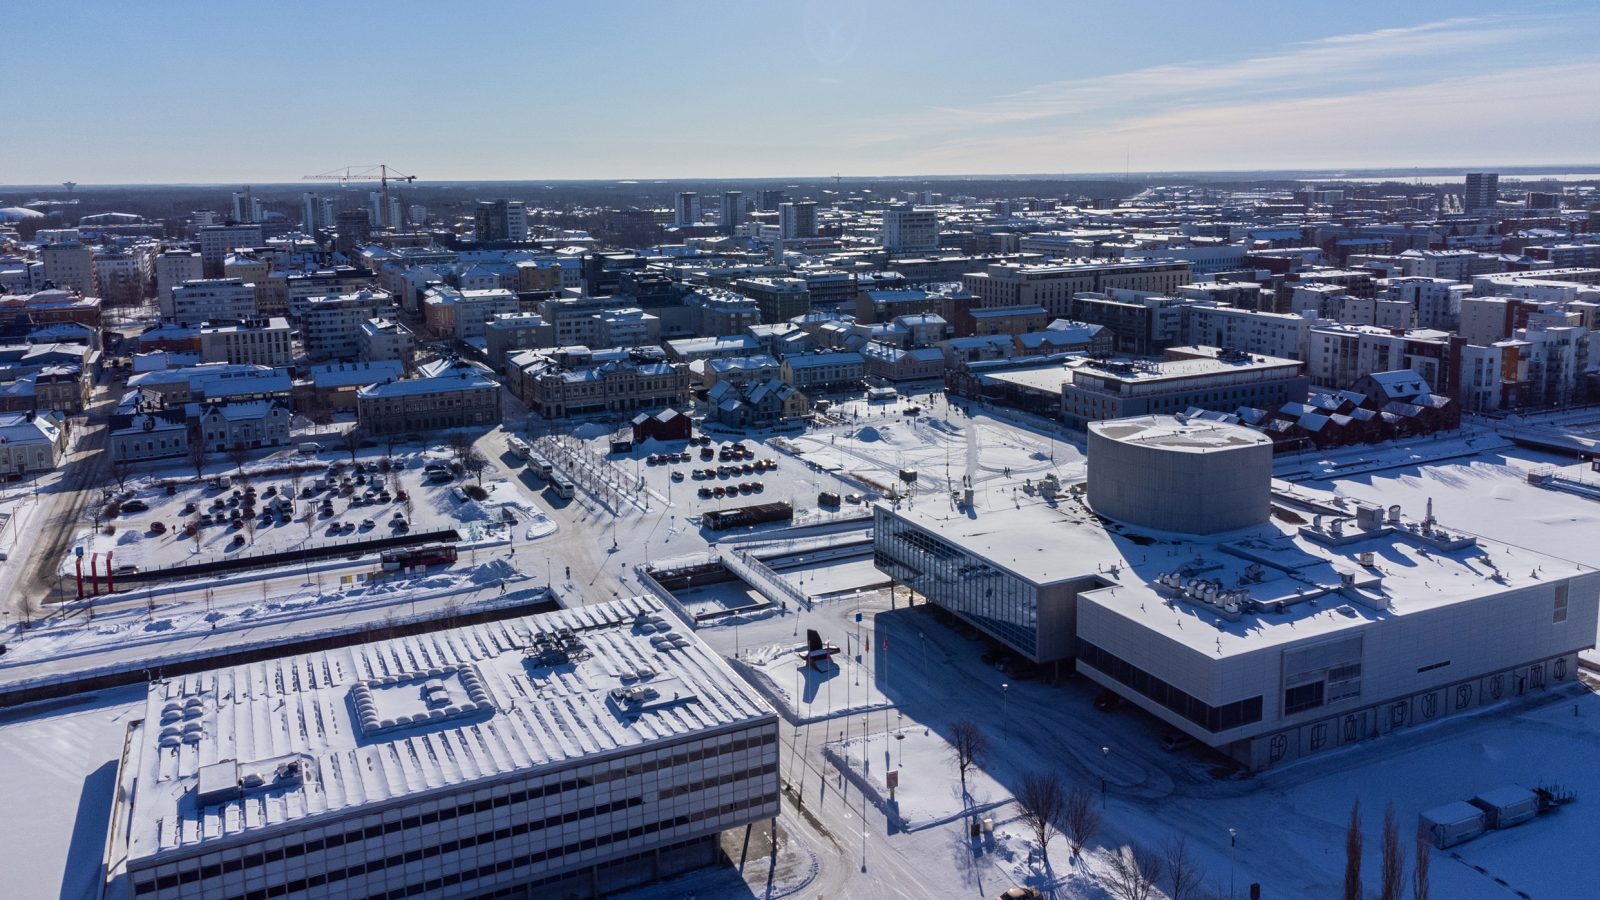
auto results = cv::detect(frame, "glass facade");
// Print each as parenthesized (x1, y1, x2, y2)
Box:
(1077, 639, 1263, 733)
(874, 508, 1040, 657)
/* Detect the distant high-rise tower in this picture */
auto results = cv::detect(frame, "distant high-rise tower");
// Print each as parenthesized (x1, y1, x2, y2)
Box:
(301, 192, 337, 232)
(336, 208, 371, 255)
(719, 191, 745, 235)
(1464, 172, 1499, 211)
(368, 191, 387, 229)
(880, 204, 940, 254)
(231, 187, 256, 223)
(778, 201, 817, 240)
(674, 192, 701, 227)
(474, 200, 528, 242)
(757, 189, 786, 212)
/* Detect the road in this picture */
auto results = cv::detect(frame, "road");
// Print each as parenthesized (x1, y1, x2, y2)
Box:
(9, 388, 115, 622)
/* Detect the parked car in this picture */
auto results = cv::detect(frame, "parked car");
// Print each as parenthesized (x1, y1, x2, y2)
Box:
(121, 499, 149, 513)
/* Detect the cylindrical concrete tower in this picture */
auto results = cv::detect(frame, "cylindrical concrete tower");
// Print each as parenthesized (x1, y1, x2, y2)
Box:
(1087, 415, 1273, 535)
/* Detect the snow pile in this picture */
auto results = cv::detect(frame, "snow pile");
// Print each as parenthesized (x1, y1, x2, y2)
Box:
(454, 500, 495, 523)
(852, 425, 882, 442)
(572, 422, 612, 439)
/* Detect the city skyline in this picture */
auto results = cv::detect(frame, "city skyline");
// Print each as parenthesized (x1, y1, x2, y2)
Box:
(7, 1, 1599, 184)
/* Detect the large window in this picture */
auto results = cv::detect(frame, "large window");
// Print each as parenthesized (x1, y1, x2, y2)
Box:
(1076, 639, 1262, 733)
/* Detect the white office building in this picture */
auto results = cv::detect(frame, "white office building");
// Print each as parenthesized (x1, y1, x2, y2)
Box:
(166, 278, 258, 324)
(155, 251, 205, 308)
(880, 205, 940, 255)
(105, 596, 780, 899)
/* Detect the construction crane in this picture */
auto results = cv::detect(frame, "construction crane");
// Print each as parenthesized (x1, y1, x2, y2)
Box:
(301, 164, 416, 228)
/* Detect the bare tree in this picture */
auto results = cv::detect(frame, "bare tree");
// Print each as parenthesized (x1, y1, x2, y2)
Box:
(1014, 770, 1066, 869)
(947, 718, 988, 798)
(1102, 843, 1163, 900)
(1380, 803, 1405, 900)
(226, 443, 251, 475)
(188, 438, 209, 481)
(1343, 800, 1364, 900)
(111, 458, 134, 490)
(1061, 781, 1101, 861)
(187, 516, 203, 553)
(1412, 823, 1431, 900)
(299, 506, 317, 546)
(1163, 835, 1203, 900)
(341, 426, 366, 463)
(289, 469, 303, 500)
(241, 509, 257, 545)
(462, 447, 488, 486)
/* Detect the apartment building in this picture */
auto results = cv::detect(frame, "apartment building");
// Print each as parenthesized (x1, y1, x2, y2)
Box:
(961, 260, 1192, 318)
(355, 358, 502, 435)
(166, 278, 258, 323)
(199, 318, 294, 367)
(507, 347, 690, 419)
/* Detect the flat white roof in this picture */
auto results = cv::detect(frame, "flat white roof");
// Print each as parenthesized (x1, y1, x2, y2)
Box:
(883, 478, 1590, 658)
(121, 596, 774, 863)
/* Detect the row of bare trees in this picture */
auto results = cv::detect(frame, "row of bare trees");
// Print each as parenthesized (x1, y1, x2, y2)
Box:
(952, 715, 1435, 899)
(1345, 800, 1431, 900)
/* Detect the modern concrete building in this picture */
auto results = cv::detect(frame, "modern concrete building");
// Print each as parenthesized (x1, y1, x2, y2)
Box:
(880, 205, 940, 255)
(40, 241, 96, 294)
(961, 260, 1193, 318)
(105, 596, 780, 900)
(1056, 346, 1308, 429)
(154, 250, 204, 308)
(199, 318, 294, 368)
(166, 278, 258, 324)
(673, 192, 700, 227)
(1464, 172, 1499, 212)
(873, 413, 1598, 770)
(197, 224, 262, 276)
(302, 289, 394, 361)
(735, 277, 811, 325)
(1086, 415, 1272, 535)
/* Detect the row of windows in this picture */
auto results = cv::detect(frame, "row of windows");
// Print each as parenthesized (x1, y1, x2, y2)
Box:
(658, 761, 773, 801)
(138, 729, 776, 892)
(139, 796, 644, 894)
(1077, 639, 1263, 733)
(137, 794, 770, 900)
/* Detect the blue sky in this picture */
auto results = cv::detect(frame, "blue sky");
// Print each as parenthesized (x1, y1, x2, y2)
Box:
(6, 1, 1599, 183)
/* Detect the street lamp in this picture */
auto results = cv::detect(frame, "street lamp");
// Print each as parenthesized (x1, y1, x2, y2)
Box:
(1229, 827, 1238, 900)
(1101, 745, 1109, 808)
(1001, 683, 1010, 739)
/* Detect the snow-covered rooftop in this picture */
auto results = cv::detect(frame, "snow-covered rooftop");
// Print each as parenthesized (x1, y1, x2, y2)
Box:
(120, 596, 774, 864)
(884, 474, 1591, 657)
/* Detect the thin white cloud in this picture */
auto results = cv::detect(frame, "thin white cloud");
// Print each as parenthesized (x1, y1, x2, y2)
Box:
(891, 61, 1600, 173)
(916, 15, 1540, 128)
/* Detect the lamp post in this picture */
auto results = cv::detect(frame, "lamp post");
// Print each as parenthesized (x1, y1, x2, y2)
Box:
(1100, 745, 1109, 808)
(1001, 682, 1010, 740)
(1229, 827, 1238, 900)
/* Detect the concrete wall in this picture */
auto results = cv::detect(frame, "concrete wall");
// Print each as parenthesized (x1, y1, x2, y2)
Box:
(1086, 424, 1272, 535)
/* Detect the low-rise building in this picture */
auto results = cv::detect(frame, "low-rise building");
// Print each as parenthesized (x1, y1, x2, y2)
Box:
(357, 317, 416, 366)
(779, 350, 866, 392)
(191, 398, 291, 451)
(873, 414, 1598, 770)
(483, 313, 553, 371)
(1054, 346, 1308, 428)
(106, 596, 780, 900)
(507, 347, 690, 419)
(355, 358, 502, 434)
(0, 411, 66, 474)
